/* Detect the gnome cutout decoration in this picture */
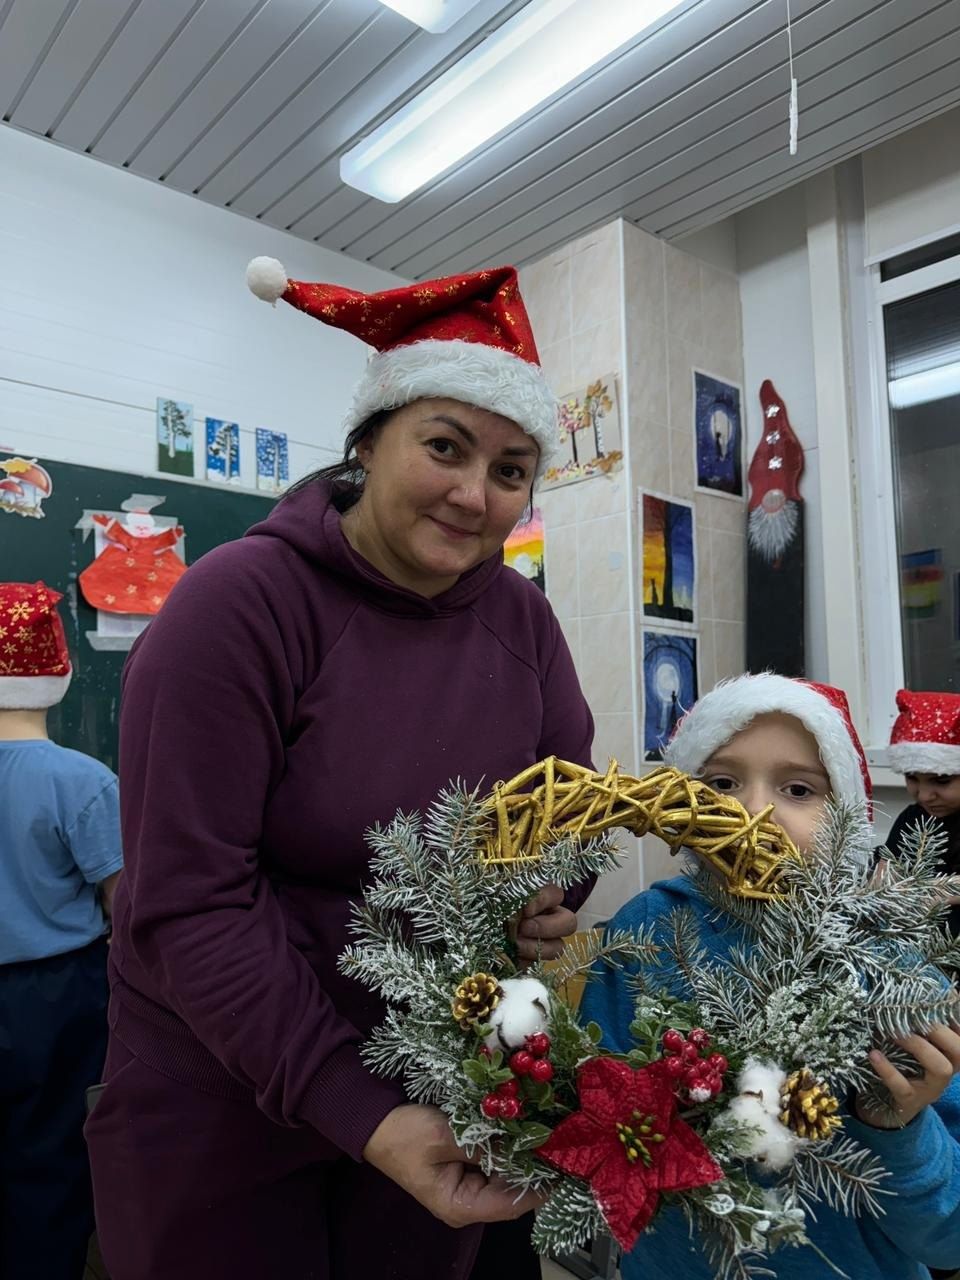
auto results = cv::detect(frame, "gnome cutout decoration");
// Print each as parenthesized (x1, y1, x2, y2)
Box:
(746, 380, 805, 677)
(246, 258, 559, 475)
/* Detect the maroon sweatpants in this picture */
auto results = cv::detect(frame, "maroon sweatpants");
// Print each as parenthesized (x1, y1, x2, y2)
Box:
(85, 1038, 483, 1280)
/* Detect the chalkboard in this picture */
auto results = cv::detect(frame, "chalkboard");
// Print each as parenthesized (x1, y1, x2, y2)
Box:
(0, 458, 276, 771)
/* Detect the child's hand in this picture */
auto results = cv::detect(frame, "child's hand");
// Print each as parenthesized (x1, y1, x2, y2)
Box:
(516, 883, 577, 961)
(855, 1024, 960, 1128)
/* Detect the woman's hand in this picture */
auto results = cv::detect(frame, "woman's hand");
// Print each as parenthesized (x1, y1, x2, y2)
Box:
(362, 1104, 541, 1227)
(855, 1024, 960, 1129)
(516, 883, 577, 961)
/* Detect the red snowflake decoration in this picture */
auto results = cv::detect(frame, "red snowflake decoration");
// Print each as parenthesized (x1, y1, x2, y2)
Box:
(537, 1056, 723, 1250)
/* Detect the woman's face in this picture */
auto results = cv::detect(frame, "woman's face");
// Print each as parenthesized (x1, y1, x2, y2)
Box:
(349, 398, 538, 597)
(699, 712, 832, 854)
(905, 772, 960, 819)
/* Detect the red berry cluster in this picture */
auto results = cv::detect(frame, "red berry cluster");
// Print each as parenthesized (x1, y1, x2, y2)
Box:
(480, 1033, 554, 1121)
(660, 1028, 727, 1101)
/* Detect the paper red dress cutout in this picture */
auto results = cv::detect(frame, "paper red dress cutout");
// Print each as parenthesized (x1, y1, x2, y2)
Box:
(79, 515, 186, 616)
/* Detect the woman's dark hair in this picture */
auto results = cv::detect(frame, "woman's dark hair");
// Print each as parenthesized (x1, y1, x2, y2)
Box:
(284, 410, 391, 512)
(286, 406, 537, 519)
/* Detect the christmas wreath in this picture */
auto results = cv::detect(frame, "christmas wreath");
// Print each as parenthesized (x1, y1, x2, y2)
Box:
(339, 759, 960, 1277)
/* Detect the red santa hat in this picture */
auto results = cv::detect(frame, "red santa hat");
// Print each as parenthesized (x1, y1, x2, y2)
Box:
(246, 259, 557, 475)
(0, 581, 72, 709)
(664, 672, 872, 813)
(888, 689, 960, 775)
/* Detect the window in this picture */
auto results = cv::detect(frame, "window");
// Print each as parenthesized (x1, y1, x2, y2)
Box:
(884, 270, 960, 694)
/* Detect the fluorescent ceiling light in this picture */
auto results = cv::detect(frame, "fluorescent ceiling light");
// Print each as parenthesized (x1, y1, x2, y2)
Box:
(377, 0, 483, 32)
(343, 0, 686, 202)
(888, 361, 960, 409)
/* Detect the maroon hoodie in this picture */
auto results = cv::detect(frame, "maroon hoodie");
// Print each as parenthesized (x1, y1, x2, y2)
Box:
(108, 481, 594, 1162)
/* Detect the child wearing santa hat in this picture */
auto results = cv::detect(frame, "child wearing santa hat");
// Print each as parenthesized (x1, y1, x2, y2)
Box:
(581, 672, 960, 1279)
(887, 691, 960, 938)
(0, 582, 123, 1280)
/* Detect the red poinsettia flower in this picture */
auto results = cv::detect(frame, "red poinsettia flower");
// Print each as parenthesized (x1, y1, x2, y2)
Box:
(537, 1057, 723, 1250)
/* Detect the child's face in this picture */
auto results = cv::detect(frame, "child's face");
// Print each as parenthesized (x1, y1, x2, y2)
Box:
(700, 712, 831, 854)
(905, 772, 960, 819)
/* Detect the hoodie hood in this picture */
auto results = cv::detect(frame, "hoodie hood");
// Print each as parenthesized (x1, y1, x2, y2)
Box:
(244, 480, 504, 619)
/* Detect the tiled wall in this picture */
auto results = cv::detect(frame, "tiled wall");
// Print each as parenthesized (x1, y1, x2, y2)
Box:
(520, 219, 747, 925)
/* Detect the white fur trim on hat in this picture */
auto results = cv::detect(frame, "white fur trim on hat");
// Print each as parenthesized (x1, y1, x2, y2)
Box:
(346, 339, 559, 477)
(0, 670, 72, 710)
(888, 743, 960, 775)
(663, 672, 868, 808)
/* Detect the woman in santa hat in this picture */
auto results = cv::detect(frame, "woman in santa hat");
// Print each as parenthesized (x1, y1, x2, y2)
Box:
(887, 689, 960, 939)
(85, 262, 594, 1279)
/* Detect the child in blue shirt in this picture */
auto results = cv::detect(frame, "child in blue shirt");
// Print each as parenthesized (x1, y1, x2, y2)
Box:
(582, 673, 960, 1280)
(0, 582, 123, 1280)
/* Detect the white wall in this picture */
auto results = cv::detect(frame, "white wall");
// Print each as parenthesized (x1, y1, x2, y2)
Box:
(0, 125, 403, 488)
(862, 106, 960, 262)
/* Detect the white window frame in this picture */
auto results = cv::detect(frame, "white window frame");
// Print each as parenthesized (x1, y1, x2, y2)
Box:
(855, 248, 960, 768)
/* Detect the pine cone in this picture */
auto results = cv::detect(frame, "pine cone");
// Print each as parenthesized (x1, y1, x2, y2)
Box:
(778, 1068, 842, 1141)
(452, 973, 503, 1031)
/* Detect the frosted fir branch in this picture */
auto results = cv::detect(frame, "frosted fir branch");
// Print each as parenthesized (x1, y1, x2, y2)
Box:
(862, 974, 960, 1041)
(665, 906, 710, 989)
(545, 926, 660, 990)
(786, 1139, 891, 1220)
(531, 1177, 606, 1255)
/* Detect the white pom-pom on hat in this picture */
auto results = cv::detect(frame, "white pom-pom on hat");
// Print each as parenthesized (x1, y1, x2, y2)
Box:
(246, 256, 289, 305)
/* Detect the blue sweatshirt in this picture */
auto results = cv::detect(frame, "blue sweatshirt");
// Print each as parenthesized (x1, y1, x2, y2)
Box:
(580, 875, 960, 1279)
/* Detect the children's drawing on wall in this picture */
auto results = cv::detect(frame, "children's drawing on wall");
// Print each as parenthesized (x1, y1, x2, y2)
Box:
(694, 370, 743, 498)
(902, 548, 943, 620)
(643, 630, 699, 761)
(641, 490, 695, 627)
(256, 429, 290, 493)
(0, 456, 53, 519)
(503, 508, 545, 592)
(543, 375, 622, 489)
(206, 418, 241, 484)
(156, 397, 194, 477)
(77, 495, 186, 650)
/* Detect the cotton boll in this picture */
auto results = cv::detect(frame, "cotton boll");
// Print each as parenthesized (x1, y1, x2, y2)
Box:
(725, 1058, 801, 1172)
(482, 978, 550, 1052)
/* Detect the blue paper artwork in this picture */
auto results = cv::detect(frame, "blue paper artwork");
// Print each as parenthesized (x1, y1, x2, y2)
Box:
(205, 418, 241, 484)
(694, 371, 743, 498)
(256, 428, 289, 492)
(643, 630, 699, 761)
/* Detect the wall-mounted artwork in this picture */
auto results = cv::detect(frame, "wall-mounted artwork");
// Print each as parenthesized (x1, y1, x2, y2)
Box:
(503, 507, 545, 592)
(902, 548, 943, 620)
(642, 630, 699, 761)
(0, 456, 53, 519)
(156, 397, 194, 477)
(641, 490, 695, 627)
(76, 494, 186, 651)
(205, 418, 241, 484)
(256, 429, 290, 493)
(694, 370, 743, 499)
(543, 375, 623, 489)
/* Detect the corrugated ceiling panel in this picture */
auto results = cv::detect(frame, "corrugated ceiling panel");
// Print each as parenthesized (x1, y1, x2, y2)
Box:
(53, 0, 201, 151)
(90, 0, 265, 166)
(232, 0, 525, 225)
(0, 0, 75, 118)
(3, 0, 959, 278)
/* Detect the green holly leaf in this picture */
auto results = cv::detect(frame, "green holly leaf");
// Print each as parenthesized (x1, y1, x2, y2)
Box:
(512, 1123, 554, 1151)
(585, 1021, 603, 1044)
(462, 1059, 488, 1085)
